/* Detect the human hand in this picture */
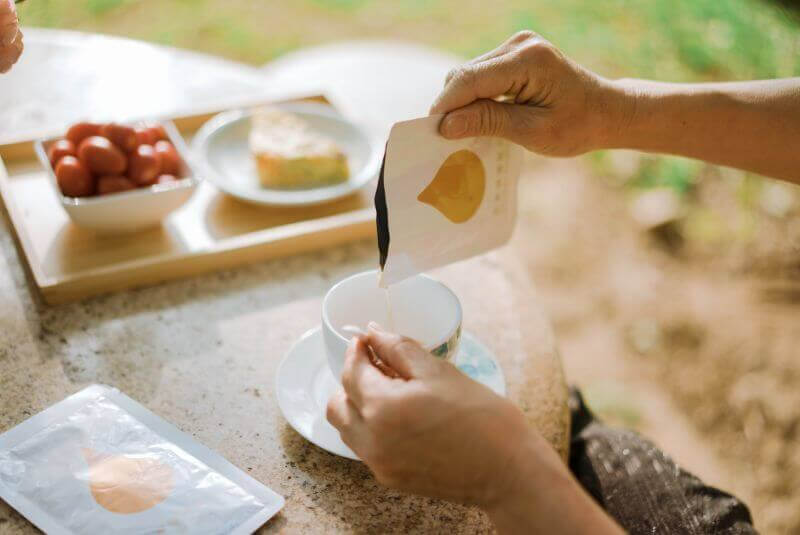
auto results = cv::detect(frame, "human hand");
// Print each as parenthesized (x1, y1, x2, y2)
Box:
(327, 323, 623, 534)
(0, 0, 23, 73)
(326, 323, 558, 508)
(430, 30, 624, 157)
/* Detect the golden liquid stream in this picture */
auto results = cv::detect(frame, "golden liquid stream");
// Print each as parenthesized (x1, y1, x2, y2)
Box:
(82, 448, 174, 514)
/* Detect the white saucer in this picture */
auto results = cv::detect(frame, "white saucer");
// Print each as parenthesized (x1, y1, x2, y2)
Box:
(275, 327, 506, 460)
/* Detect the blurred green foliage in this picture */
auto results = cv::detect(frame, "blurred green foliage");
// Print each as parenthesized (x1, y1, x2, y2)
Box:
(16, 0, 800, 196)
(630, 157, 700, 195)
(18, 0, 799, 79)
(85, 0, 125, 15)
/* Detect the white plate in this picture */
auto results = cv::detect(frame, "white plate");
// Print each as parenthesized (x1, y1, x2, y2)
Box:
(192, 102, 382, 206)
(275, 326, 506, 460)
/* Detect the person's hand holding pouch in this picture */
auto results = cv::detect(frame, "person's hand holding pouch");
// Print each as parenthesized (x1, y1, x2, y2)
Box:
(0, 0, 23, 73)
(430, 31, 621, 157)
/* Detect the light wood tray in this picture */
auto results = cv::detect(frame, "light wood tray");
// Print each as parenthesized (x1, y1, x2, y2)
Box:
(0, 97, 376, 304)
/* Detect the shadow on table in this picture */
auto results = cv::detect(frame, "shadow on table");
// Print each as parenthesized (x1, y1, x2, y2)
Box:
(276, 423, 492, 533)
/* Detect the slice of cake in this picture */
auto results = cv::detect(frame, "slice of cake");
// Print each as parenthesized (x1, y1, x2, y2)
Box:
(249, 107, 349, 189)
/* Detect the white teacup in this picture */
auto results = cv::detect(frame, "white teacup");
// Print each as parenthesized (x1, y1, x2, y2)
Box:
(322, 270, 462, 380)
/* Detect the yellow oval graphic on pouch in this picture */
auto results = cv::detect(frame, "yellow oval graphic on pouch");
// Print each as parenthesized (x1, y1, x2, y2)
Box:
(83, 448, 174, 514)
(417, 149, 485, 223)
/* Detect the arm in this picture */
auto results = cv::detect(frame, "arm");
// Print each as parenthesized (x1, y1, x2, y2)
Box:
(485, 426, 623, 535)
(607, 79, 800, 183)
(326, 325, 623, 535)
(431, 30, 800, 184)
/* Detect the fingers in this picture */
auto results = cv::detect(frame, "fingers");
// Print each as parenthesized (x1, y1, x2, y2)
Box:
(438, 99, 543, 148)
(432, 30, 544, 115)
(430, 57, 522, 115)
(452, 29, 537, 78)
(0, 31, 21, 73)
(340, 335, 392, 408)
(0, 0, 18, 47)
(0, 1, 20, 74)
(365, 322, 438, 379)
(325, 388, 365, 444)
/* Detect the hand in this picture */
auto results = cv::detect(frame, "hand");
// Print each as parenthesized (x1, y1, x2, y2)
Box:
(326, 323, 552, 508)
(0, 0, 23, 73)
(430, 30, 622, 157)
(327, 323, 623, 534)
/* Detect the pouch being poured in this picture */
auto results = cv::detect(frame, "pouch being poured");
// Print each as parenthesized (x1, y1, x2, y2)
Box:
(376, 115, 524, 286)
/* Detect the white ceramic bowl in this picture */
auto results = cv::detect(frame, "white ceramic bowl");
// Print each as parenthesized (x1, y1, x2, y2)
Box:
(34, 121, 198, 234)
(191, 102, 382, 207)
(322, 270, 462, 380)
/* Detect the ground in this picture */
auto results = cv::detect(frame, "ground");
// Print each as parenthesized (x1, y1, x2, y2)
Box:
(512, 153, 800, 534)
(17, 1, 800, 533)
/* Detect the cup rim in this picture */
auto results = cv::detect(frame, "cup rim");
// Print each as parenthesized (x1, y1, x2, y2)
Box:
(322, 269, 462, 349)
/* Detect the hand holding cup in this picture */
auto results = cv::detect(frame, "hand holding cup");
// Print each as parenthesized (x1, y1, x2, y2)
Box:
(326, 323, 537, 507)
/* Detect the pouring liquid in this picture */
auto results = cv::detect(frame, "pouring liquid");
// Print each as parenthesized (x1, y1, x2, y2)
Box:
(383, 286, 396, 332)
(340, 274, 396, 336)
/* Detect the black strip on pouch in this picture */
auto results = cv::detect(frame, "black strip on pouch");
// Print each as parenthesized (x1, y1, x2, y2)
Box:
(375, 150, 389, 270)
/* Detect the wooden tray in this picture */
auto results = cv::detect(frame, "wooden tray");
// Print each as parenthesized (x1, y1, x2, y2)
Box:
(0, 97, 376, 304)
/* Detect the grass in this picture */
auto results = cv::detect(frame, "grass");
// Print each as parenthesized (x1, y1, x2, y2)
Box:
(18, 0, 800, 78)
(16, 0, 800, 198)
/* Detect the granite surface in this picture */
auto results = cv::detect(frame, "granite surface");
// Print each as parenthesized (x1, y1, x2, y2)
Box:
(0, 215, 568, 533)
(0, 32, 568, 535)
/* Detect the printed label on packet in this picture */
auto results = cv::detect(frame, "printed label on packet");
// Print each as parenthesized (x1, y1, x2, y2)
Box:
(0, 385, 284, 535)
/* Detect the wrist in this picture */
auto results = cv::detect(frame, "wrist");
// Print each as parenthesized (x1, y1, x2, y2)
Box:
(481, 417, 564, 511)
(481, 419, 623, 535)
(590, 77, 642, 150)
(483, 429, 571, 533)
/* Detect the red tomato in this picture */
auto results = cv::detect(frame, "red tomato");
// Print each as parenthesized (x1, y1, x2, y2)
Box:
(47, 139, 77, 167)
(65, 122, 102, 146)
(77, 136, 127, 175)
(147, 124, 167, 142)
(154, 140, 182, 176)
(127, 144, 161, 185)
(134, 127, 157, 147)
(101, 123, 138, 153)
(97, 175, 137, 195)
(55, 156, 94, 197)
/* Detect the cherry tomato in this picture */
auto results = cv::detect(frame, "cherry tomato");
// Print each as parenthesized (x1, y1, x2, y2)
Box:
(47, 139, 76, 167)
(147, 124, 167, 142)
(65, 122, 102, 146)
(55, 156, 94, 197)
(154, 140, 182, 176)
(134, 127, 157, 147)
(101, 123, 138, 153)
(156, 174, 177, 184)
(97, 175, 136, 195)
(77, 136, 127, 175)
(127, 144, 160, 185)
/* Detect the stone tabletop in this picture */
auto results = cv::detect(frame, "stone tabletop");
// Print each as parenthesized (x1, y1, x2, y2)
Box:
(0, 33, 568, 533)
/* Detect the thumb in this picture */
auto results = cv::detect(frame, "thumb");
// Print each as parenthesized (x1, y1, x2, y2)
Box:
(439, 99, 538, 148)
(366, 322, 438, 379)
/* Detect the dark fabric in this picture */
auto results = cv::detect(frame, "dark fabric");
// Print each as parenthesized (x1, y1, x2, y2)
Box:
(568, 388, 758, 535)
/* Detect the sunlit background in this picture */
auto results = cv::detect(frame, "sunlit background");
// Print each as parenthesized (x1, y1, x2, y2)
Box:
(17, 1, 800, 533)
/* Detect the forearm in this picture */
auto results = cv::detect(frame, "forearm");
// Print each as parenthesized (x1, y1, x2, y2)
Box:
(599, 78, 800, 183)
(484, 430, 623, 535)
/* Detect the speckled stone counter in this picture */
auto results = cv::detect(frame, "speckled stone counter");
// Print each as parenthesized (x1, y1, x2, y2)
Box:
(0, 32, 568, 534)
(0, 219, 568, 533)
